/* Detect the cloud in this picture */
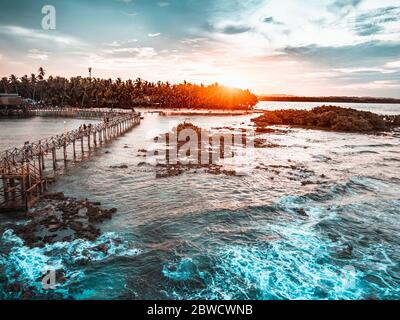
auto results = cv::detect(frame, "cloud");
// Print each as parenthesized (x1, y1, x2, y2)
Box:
(333, 80, 400, 90)
(204, 23, 252, 35)
(180, 38, 208, 45)
(385, 60, 400, 69)
(148, 33, 161, 37)
(27, 49, 49, 60)
(103, 47, 157, 58)
(284, 41, 400, 68)
(122, 11, 138, 17)
(222, 25, 252, 34)
(334, 67, 396, 74)
(104, 38, 138, 47)
(352, 6, 400, 36)
(0, 25, 80, 45)
(158, 2, 170, 7)
(263, 16, 284, 25)
(329, 0, 362, 11)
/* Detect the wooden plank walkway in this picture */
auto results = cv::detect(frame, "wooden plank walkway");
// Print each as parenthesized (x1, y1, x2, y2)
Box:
(0, 108, 141, 212)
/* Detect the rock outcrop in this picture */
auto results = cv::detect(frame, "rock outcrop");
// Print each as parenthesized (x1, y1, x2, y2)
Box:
(252, 106, 400, 133)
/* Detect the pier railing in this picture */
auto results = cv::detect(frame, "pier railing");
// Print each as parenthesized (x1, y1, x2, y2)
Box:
(28, 107, 134, 119)
(0, 108, 141, 211)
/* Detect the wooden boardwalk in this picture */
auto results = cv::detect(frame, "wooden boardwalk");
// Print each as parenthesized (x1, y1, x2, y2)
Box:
(0, 108, 141, 212)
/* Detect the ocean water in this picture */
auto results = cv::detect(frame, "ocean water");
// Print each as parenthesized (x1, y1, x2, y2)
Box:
(0, 104, 399, 300)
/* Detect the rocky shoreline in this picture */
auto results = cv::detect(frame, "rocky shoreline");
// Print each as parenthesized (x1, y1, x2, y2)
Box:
(15, 193, 117, 248)
(252, 106, 400, 133)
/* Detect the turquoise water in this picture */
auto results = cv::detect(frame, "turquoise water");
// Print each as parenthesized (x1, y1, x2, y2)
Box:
(0, 108, 399, 300)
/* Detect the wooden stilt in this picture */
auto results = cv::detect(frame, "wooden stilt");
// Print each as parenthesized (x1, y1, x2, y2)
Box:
(73, 140, 77, 161)
(63, 143, 67, 167)
(52, 148, 57, 172)
(2, 177, 9, 202)
(9, 178, 16, 202)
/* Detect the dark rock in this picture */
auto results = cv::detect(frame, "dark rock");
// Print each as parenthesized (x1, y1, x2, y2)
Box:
(335, 244, 354, 259)
(110, 164, 128, 169)
(48, 224, 61, 232)
(95, 244, 108, 254)
(252, 106, 400, 133)
(297, 208, 308, 217)
(70, 221, 83, 232)
(62, 236, 72, 242)
(6, 283, 22, 293)
(21, 288, 35, 300)
(43, 192, 65, 201)
(55, 269, 67, 284)
(75, 259, 88, 266)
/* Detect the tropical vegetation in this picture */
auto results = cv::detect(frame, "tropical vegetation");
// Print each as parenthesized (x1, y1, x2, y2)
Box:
(0, 68, 258, 110)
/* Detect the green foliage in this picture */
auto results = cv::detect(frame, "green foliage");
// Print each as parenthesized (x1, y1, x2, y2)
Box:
(0, 72, 258, 110)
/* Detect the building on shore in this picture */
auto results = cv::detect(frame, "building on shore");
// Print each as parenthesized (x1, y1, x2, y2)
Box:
(0, 93, 23, 108)
(0, 94, 31, 117)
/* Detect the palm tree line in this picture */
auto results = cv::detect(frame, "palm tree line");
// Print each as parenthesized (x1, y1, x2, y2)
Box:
(1, 68, 258, 110)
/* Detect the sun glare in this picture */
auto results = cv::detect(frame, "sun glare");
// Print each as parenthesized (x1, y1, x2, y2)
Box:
(218, 75, 249, 89)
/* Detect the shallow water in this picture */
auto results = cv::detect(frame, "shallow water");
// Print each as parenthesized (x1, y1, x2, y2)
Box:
(0, 117, 98, 151)
(0, 111, 399, 300)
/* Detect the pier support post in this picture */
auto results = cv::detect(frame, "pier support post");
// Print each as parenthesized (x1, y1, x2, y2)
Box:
(81, 136, 84, 157)
(2, 177, 9, 203)
(41, 153, 45, 171)
(94, 132, 97, 148)
(9, 178, 16, 202)
(38, 143, 44, 193)
(73, 140, 77, 161)
(63, 143, 67, 168)
(52, 147, 57, 172)
(21, 175, 27, 210)
(88, 133, 91, 151)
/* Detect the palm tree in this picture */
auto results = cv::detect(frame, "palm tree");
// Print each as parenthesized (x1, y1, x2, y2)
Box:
(38, 67, 46, 80)
(1, 77, 9, 93)
(9, 74, 19, 94)
(30, 74, 37, 101)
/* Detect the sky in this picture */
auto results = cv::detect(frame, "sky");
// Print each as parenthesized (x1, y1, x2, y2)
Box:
(0, 0, 399, 97)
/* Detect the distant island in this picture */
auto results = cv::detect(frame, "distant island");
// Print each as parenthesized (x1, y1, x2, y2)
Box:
(258, 95, 400, 104)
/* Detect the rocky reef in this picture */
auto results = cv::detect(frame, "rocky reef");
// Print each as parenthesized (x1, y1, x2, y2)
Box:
(15, 192, 117, 248)
(252, 106, 400, 133)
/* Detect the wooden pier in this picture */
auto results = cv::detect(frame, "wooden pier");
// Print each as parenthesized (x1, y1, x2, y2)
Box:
(0, 108, 141, 212)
